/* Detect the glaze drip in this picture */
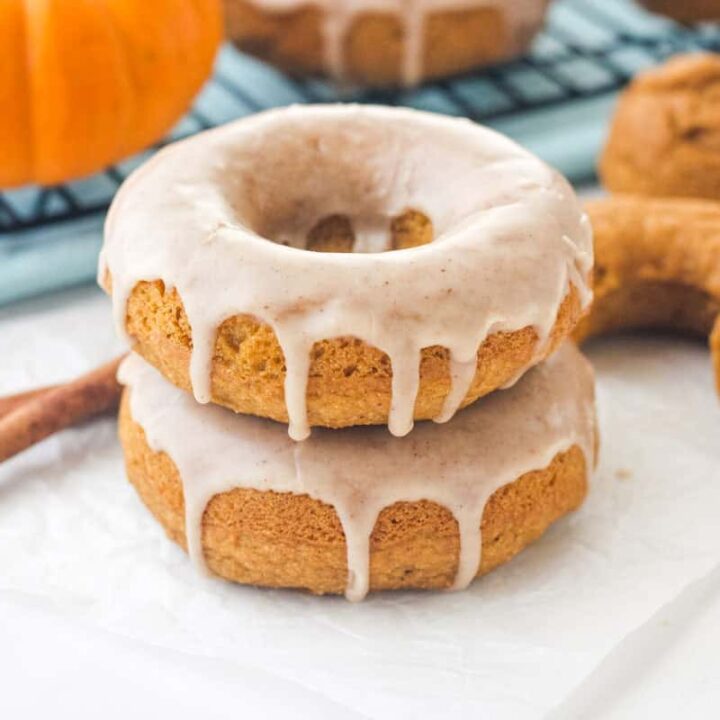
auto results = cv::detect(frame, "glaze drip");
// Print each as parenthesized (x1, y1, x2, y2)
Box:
(119, 342, 596, 600)
(100, 105, 593, 439)
(247, 0, 549, 86)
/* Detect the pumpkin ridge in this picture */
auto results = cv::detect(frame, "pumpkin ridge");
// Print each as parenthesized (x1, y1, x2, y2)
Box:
(94, 0, 138, 163)
(0, 0, 33, 186)
(182, 0, 222, 95)
(20, 0, 34, 180)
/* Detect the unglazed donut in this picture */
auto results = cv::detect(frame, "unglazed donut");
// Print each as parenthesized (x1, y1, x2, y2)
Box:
(600, 54, 720, 201)
(99, 105, 593, 440)
(576, 195, 720, 393)
(118, 342, 597, 599)
(223, 0, 551, 86)
(640, 1, 720, 22)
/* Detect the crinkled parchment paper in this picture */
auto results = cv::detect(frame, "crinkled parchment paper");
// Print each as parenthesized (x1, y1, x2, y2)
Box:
(1, 287, 719, 719)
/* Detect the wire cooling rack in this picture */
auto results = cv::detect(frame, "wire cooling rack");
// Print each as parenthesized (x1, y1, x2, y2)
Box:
(1, 0, 719, 234)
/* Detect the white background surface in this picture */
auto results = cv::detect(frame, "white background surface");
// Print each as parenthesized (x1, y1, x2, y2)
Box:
(1, 284, 720, 719)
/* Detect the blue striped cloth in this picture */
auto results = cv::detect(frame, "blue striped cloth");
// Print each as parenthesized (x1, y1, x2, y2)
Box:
(0, 0, 715, 305)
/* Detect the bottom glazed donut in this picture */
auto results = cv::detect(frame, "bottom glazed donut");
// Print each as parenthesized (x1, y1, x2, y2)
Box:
(118, 343, 596, 600)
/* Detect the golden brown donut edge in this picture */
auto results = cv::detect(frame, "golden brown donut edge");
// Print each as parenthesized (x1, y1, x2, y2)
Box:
(109, 277, 583, 429)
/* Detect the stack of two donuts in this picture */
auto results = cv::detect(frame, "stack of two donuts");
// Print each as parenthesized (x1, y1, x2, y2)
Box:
(101, 105, 596, 600)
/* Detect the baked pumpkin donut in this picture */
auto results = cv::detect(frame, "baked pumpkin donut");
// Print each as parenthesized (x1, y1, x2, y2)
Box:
(100, 105, 592, 439)
(640, 1, 720, 22)
(118, 342, 597, 599)
(223, 0, 551, 86)
(600, 53, 720, 201)
(576, 195, 720, 393)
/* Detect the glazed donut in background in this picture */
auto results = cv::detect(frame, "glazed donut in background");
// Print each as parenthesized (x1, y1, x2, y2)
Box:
(223, 0, 551, 86)
(639, 0, 720, 23)
(118, 342, 597, 600)
(99, 105, 593, 440)
(600, 54, 720, 201)
(576, 195, 720, 393)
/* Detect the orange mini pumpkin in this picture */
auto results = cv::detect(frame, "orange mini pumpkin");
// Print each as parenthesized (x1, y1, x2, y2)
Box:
(0, 0, 222, 188)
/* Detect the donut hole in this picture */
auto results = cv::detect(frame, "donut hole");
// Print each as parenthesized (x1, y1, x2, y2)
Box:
(581, 281, 720, 339)
(221, 110, 511, 254)
(304, 209, 433, 253)
(306, 214, 355, 253)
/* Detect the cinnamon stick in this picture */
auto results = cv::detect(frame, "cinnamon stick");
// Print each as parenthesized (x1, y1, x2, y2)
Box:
(0, 385, 59, 420)
(0, 355, 125, 464)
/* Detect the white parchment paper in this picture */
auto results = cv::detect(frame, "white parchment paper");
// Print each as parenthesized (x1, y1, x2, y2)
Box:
(1, 286, 719, 719)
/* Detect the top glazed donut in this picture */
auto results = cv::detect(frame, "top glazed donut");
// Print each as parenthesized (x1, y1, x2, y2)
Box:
(99, 105, 593, 439)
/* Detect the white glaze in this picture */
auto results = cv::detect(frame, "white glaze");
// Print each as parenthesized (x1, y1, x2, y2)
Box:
(100, 105, 593, 440)
(119, 342, 596, 601)
(246, 0, 549, 85)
